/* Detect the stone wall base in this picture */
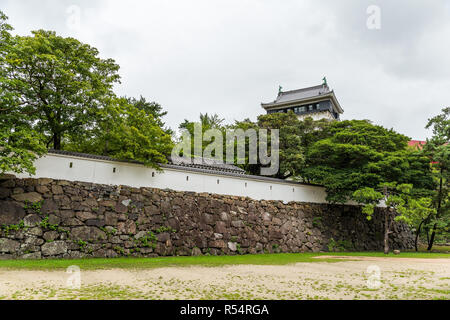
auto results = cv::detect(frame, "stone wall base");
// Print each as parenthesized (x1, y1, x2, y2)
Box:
(0, 177, 414, 259)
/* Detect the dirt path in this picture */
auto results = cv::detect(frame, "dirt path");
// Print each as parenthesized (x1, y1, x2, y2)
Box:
(0, 258, 449, 300)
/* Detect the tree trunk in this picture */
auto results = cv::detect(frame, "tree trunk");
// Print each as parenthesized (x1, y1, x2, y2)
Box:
(415, 220, 424, 252)
(384, 209, 390, 255)
(53, 133, 61, 150)
(427, 171, 443, 251)
(428, 227, 437, 251)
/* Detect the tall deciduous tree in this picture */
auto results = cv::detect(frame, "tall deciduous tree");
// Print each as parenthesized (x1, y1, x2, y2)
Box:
(66, 98, 174, 170)
(183, 112, 316, 178)
(1, 29, 120, 150)
(353, 183, 428, 254)
(188, 113, 328, 178)
(0, 11, 46, 175)
(227, 118, 261, 175)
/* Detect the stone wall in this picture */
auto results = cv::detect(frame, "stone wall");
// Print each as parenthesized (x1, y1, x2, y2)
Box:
(0, 176, 414, 259)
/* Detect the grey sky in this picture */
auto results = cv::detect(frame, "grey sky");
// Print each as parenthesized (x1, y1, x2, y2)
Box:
(2, 0, 449, 139)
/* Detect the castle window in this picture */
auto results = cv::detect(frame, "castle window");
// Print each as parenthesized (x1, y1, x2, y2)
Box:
(152, 172, 155, 177)
(113, 168, 116, 173)
(69, 162, 73, 168)
(186, 176, 189, 181)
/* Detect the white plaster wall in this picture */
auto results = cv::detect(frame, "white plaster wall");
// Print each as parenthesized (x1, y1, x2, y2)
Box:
(15, 153, 331, 204)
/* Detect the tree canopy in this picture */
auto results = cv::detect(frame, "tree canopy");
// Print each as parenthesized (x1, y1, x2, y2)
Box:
(126, 95, 173, 136)
(302, 120, 434, 203)
(253, 112, 306, 179)
(1, 28, 120, 150)
(0, 11, 174, 173)
(65, 97, 173, 169)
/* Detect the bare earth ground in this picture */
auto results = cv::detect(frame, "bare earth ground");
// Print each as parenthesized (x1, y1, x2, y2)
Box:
(0, 257, 448, 300)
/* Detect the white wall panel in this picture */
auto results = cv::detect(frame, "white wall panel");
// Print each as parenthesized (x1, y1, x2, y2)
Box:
(15, 153, 332, 204)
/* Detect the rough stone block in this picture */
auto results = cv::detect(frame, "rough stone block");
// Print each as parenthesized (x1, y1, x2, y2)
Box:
(0, 201, 26, 225)
(11, 192, 43, 203)
(42, 241, 68, 256)
(0, 239, 20, 253)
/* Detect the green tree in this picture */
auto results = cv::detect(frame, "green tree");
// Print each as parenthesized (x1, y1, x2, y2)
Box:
(179, 113, 225, 133)
(353, 183, 419, 254)
(229, 113, 327, 178)
(303, 120, 434, 203)
(304, 119, 435, 253)
(0, 11, 46, 175)
(66, 98, 173, 169)
(126, 95, 172, 135)
(227, 118, 261, 175)
(1, 29, 120, 150)
(256, 112, 306, 179)
(396, 197, 436, 252)
(177, 113, 226, 159)
(177, 112, 327, 178)
(423, 107, 450, 250)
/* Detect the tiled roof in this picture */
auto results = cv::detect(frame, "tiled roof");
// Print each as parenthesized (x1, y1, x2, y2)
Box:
(261, 83, 344, 114)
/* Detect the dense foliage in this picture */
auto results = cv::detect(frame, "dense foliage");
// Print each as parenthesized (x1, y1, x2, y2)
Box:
(178, 111, 312, 179)
(422, 107, 449, 249)
(65, 98, 173, 169)
(302, 120, 435, 203)
(1, 29, 120, 150)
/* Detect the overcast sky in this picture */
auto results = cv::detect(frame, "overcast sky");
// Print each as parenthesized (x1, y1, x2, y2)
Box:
(2, 0, 449, 139)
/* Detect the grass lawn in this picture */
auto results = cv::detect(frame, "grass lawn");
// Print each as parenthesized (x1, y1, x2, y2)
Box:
(0, 251, 448, 271)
